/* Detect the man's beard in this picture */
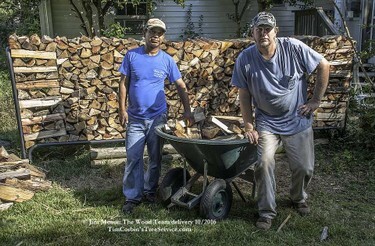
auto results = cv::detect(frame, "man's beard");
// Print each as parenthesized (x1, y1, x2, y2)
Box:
(259, 39, 270, 48)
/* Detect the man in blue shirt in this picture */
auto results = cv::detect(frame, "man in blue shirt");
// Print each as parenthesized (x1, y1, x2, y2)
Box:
(119, 18, 193, 213)
(231, 12, 330, 230)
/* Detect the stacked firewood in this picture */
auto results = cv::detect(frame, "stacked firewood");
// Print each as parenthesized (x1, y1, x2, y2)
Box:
(8, 34, 354, 149)
(296, 35, 354, 128)
(0, 146, 51, 210)
(163, 38, 252, 118)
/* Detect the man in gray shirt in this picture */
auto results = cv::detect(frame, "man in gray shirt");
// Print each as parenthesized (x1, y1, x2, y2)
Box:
(231, 12, 329, 230)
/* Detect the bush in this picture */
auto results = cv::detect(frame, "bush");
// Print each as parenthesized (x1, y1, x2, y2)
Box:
(0, 0, 41, 69)
(102, 22, 131, 39)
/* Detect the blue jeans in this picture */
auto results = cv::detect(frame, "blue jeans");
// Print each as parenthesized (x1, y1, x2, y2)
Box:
(122, 113, 167, 203)
(255, 127, 314, 219)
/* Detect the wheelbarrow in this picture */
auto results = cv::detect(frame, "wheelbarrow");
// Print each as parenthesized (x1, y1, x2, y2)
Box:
(155, 125, 258, 220)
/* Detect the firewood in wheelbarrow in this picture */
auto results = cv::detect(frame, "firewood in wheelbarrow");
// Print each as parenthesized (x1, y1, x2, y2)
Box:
(175, 120, 186, 132)
(213, 115, 244, 127)
(201, 125, 221, 139)
(208, 116, 234, 135)
(228, 124, 243, 134)
(174, 130, 189, 138)
(174, 120, 189, 138)
(186, 126, 202, 139)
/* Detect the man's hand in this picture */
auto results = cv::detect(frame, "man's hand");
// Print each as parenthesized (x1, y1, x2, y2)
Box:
(245, 130, 259, 145)
(244, 123, 259, 144)
(119, 110, 128, 126)
(183, 111, 194, 127)
(299, 99, 320, 117)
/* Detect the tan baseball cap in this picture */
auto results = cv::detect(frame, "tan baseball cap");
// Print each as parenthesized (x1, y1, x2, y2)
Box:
(146, 18, 166, 32)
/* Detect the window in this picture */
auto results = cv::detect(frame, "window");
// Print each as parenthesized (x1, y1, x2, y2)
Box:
(346, 0, 361, 18)
(115, 1, 148, 35)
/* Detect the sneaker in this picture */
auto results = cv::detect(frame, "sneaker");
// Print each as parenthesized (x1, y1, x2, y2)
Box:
(256, 217, 272, 230)
(122, 201, 138, 214)
(143, 193, 157, 204)
(293, 202, 310, 216)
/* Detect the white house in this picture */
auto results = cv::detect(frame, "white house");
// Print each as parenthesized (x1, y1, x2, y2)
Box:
(39, 0, 375, 58)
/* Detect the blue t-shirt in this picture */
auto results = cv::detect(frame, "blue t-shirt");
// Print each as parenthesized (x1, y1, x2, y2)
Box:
(231, 37, 323, 135)
(119, 46, 182, 120)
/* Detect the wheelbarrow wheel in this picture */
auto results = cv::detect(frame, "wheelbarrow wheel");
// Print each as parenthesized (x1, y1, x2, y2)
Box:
(158, 167, 191, 207)
(199, 179, 232, 220)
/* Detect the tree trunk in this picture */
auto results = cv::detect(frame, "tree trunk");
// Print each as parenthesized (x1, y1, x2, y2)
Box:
(69, 0, 90, 36)
(83, 0, 94, 36)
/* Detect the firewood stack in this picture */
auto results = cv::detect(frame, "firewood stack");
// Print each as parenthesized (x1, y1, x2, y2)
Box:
(0, 146, 52, 210)
(295, 35, 354, 128)
(163, 38, 252, 118)
(7, 34, 354, 149)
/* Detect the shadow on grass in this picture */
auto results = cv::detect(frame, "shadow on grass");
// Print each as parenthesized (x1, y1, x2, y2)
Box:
(31, 144, 182, 208)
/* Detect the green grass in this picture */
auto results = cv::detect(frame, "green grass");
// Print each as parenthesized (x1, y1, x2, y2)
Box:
(0, 66, 374, 245)
(0, 143, 374, 246)
(0, 67, 20, 154)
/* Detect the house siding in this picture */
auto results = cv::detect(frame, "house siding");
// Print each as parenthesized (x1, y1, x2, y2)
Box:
(42, 0, 256, 40)
(41, 0, 334, 40)
(49, 0, 87, 37)
(153, 0, 254, 40)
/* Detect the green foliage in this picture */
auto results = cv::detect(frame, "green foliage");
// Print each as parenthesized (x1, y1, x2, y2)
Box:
(0, 68, 19, 153)
(347, 86, 375, 151)
(102, 22, 131, 39)
(70, 0, 185, 37)
(180, 4, 204, 39)
(0, 0, 41, 70)
(360, 39, 375, 61)
(226, 0, 252, 38)
(356, 106, 375, 148)
(0, 0, 41, 47)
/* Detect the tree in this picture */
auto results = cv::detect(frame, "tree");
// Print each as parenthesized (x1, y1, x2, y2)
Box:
(0, 0, 41, 66)
(68, 0, 185, 37)
(227, 0, 252, 38)
(0, 0, 41, 40)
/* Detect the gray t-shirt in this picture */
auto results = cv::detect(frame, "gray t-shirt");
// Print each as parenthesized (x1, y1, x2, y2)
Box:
(231, 37, 323, 135)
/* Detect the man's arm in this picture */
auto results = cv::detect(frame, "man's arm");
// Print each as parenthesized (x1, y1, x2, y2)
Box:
(175, 78, 193, 124)
(119, 74, 129, 125)
(299, 57, 330, 116)
(312, 57, 330, 102)
(238, 88, 258, 144)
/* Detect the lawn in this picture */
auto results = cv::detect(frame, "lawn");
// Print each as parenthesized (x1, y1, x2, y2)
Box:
(0, 66, 374, 245)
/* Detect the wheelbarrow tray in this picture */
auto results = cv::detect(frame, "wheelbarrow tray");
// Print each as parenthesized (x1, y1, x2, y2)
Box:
(155, 125, 258, 180)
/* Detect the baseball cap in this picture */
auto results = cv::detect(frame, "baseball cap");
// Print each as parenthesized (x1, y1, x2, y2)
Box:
(146, 18, 166, 32)
(251, 12, 276, 28)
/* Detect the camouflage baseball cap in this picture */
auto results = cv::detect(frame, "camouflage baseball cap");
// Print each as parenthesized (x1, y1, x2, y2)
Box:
(251, 12, 276, 28)
(146, 18, 166, 32)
